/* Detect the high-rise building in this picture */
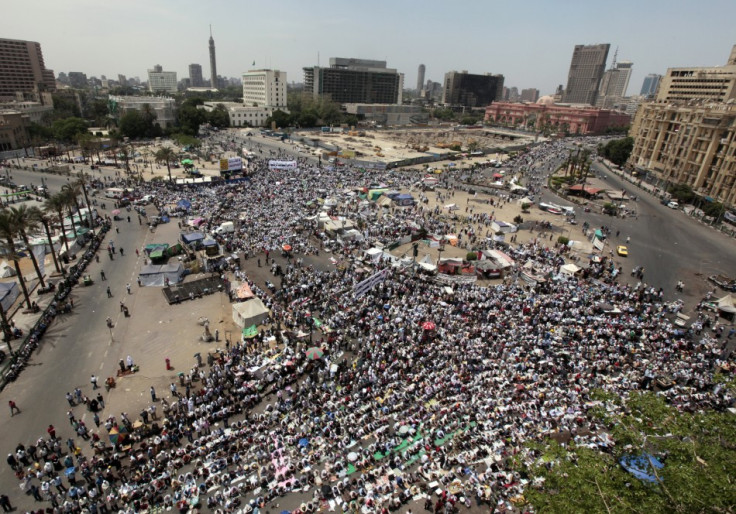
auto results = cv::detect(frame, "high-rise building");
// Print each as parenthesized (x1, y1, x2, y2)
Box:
(655, 47, 736, 103)
(0, 38, 56, 100)
(640, 74, 661, 98)
(242, 69, 288, 108)
(442, 71, 504, 107)
(303, 58, 402, 105)
(417, 64, 425, 92)
(209, 27, 217, 89)
(596, 60, 633, 108)
(117, 74, 127, 87)
(520, 88, 540, 103)
(189, 64, 203, 87)
(68, 72, 88, 89)
(562, 43, 610, 105)
(147, 65, 177, 94)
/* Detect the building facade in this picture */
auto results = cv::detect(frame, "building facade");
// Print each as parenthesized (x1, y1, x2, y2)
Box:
(596, 60, 633, 107)
(0, 38, 56, 100)
(442, 71, 504, 107)
(201, 101, 283, 128)
(417, 64, 425, 92)
(656, 65, 736, 103)
(640, 74, 661, 98)
(108, 95, 176, 127)
(520, 88, 540, 103)
(147, 65, 177, 94)
(242, 70, 287, 109)
(562, 44, 610, 105)
(0, 111, 30, 151)
(189, 64, 203, 87)
(628, 102, 736, 206)
(0, 100, 53, 124)
(303, 58, 401, 105)
(485, 102, 630, 135)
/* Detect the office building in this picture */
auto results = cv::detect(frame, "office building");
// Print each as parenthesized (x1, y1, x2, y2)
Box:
(655, 46, 736, 103)
(201, 101, 281, 127)
(596, 60, 633, 108)
(485, 102, 630, 135)
(520, 88, 540, 103)
(303, 58, 401, 105)
(147, 65, 177, 94)
(189, 64, 203, 87)
(442, 71, 504, 107)
(0, 38, 56, 100)
(209, 27, 217, 89)
(108, 95, 176, 128)
(417, 64, 425, 92)
(562, 43, 610, 105)
(242, 69, 287, 108)
(640, 74, 661, 98)
(628, 102, 736, 206)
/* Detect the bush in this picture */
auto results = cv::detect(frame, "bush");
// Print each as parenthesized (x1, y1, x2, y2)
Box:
(513, 215, 524, 224)
(557, 236, 570, 245)
(466, 252, 478, 261)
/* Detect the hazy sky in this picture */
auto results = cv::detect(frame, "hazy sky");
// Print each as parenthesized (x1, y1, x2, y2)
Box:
(3, 0, 735, 96)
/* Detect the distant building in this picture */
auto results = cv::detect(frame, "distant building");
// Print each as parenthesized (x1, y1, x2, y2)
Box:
(562, 43, 610, 105)
(485, 102, 630, 135)
(520, 88, 540, 103)
(639, 74, 661, 98)
(303, 58, 401, 105)
(0, 38, 55, 100)
(0, 100, 53, 124)
(108, 95, 176, 127)
(209, 27, 217, 89)
(68, 72, 88, 89)
(0, 111, 30, 150)
(344, 104, 428, 126)
(242, 69, 287, 109)
(417, 64, 425, 92)
(442, 70, 504, 107)
(189, 64, 203, 87)
(147, 65, 177, 94)
(201, 101, 282, 128)
(117, 74, 127, 87)
(655, 54, 736, 103)
(596, 60, 633, 108)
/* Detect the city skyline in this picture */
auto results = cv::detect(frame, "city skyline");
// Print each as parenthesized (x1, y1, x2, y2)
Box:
(2, 0, 735, 97)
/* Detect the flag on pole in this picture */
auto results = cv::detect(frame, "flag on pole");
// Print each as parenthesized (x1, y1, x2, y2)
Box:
(242, 324, 258, 339)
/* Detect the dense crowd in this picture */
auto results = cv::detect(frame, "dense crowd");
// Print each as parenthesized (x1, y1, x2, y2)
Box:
(6, 140, 735, 514)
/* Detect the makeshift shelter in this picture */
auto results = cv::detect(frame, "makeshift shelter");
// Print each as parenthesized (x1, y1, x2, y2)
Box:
(0, 281, 19, 311)
(364, 248, 383, 263)
(232, 297, 270, 328)
(232, 282, 255, 301)
(181, 232, 204, 245)
(138, 263, 185, 287)
(0, 261, 16, 278)
(490, 221, 518, 234)
(716, 294, 736, 320)
(560, 263, 582, 277)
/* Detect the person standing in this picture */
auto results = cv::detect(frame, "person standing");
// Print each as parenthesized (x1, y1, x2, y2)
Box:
(90, 375, 98, 389)
(126, 355, 133, 370)
(150, 386, 156, 402)
(96, 393, 104, 409)
(0, 494, 11, 512)
(8, 400, 19, 416)
(107, 286, 112, 298)
(126, 283, 131, 294)
(100, 270, 106, 281)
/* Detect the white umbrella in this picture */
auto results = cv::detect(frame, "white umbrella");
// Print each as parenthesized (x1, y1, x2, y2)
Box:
(347, 452, 358, 462)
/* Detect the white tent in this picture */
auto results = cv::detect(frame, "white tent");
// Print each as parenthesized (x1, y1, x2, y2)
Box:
(560, 263, 582, 276)
(716, 294, 736, 314)
(0, 261, 16, 278)
(139, 263, 185, 287)
(232, 297, 270, 328)
(364, 248, 383, 263)
(0, 282, 19, 311)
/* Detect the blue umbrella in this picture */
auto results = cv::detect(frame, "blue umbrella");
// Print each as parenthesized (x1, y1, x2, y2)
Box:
(298, 438, 309, 448)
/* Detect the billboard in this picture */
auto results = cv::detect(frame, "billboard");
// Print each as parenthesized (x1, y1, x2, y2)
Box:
(268, 160, 298, 171)
(220, 157, 243, 172)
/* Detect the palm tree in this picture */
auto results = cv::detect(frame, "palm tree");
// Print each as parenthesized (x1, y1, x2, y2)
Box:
(34, 209, 61, 274)
(74, 174, 95, 235)
(45, 194, 70, 255)
(0, 210, 32, 309)
(60, 185, 80, 239)
(9, 205, 45, 288)
(155, 147, 177, 182)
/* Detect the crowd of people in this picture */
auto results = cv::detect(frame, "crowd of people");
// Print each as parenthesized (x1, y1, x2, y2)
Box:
(5, 139, 735, 514)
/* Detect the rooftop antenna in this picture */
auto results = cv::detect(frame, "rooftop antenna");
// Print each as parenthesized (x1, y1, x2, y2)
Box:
(611, 46, 618, 68)
(210, 24, 212, 37)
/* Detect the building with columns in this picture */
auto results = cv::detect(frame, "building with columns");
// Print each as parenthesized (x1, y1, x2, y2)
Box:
(485, 102, 629, 135)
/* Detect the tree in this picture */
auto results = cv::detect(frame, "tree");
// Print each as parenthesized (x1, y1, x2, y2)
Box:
(668, 183, 695, 204)
(52, 117, 88, 143)
(522, 389, 736, 514)
(601, 137, 634, 167)
(60, 185, 80, 239)
(118, 110, 149, 139)
(155, 147, 177, 182)
(0, 210, 32, 309)
(266, 110, 292, 128)
(208, 104, 230, 129)
(45, 194, 70, 255)
(9, 205, 45, 288)
(34, 209, 61, 274)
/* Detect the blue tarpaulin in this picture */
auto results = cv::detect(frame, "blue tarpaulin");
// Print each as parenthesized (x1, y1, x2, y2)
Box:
(177, 199, 192, 210)
(181, 232, 204, 245)
(620, 454, 664, 482)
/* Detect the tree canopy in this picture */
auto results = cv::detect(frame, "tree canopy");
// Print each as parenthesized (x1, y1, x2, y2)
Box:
(600, 137, 634, 167)
(51, 117, 89, 143)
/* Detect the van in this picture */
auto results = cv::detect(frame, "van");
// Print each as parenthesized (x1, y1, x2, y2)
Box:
(213, 221, 235, 235)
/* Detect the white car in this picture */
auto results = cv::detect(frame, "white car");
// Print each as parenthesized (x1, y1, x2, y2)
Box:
(667, 201, 679, 209)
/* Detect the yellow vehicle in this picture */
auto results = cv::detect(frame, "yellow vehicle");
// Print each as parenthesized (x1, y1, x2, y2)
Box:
(617, 245, 628, 256)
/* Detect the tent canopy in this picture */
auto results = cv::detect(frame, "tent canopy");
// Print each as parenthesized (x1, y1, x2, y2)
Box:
(716, 294, 736, 313)
(139, 263, 184, 287)
(181, 232, 204, 245)
(0, 261, 16, 278)
(232, 297, 270, 328)
(0, 281, 19, 311)
(560, 263, 581, 276)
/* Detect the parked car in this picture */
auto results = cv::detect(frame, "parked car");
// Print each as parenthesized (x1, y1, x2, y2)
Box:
(617, 245, 629, 256)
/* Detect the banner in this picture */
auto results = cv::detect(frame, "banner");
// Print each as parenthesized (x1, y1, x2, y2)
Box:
(354, 268, 389, 297)
(268, 160, 298, 171)
(220, 157, 243, 172)
(32, 244, 46, 281)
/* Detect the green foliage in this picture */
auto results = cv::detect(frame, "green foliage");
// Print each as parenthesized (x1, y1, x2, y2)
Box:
(461, 115, 481, 126)
(432, 108, 456, 121)
(170, 134, 201, 148)
(703, 201, 725, 219)
(602, 202, 618, 215)
(449, 144, 462, 151)
(52, 117, 88, 142)
(557, 236, 569, 245)
(50, 94, 81, 119)
(86, 98, 109, 125)
(207, 104, 230, 129)
(465, 252, 477, 261)
(178, 103, 207, 136)
(600, 137, 634, 167)
(118, 110, 147, 139)
(266, 110, 292, 128)
(513, 215, 524, 224)
(28, 122, 53, 142)
(668, 183, 694, 204)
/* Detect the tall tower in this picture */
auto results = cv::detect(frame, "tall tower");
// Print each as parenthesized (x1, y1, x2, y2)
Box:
(209, 25, 217, 89)
(417, 64, 425, 91)
(562, 43, 610, 105)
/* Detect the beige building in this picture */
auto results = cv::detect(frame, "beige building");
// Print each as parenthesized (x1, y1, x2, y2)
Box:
(0, 111, 30, 151)
(628, 101, 736, 206)
(656, 45, 736, 103)
(242, 70, 287, 109)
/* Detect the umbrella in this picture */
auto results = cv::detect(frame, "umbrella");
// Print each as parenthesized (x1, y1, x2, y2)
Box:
(298, 438, 309, 448)
(398, 425, 411, 435)
(305, 347, 323, 360)
(65, 466, 76, 476)
(347, 452, 358, 462)
(111, 209, 121, 215)
(422, 321, 436, 331)
(108, 426, 128, 445)
(282, 244, 292, 252)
